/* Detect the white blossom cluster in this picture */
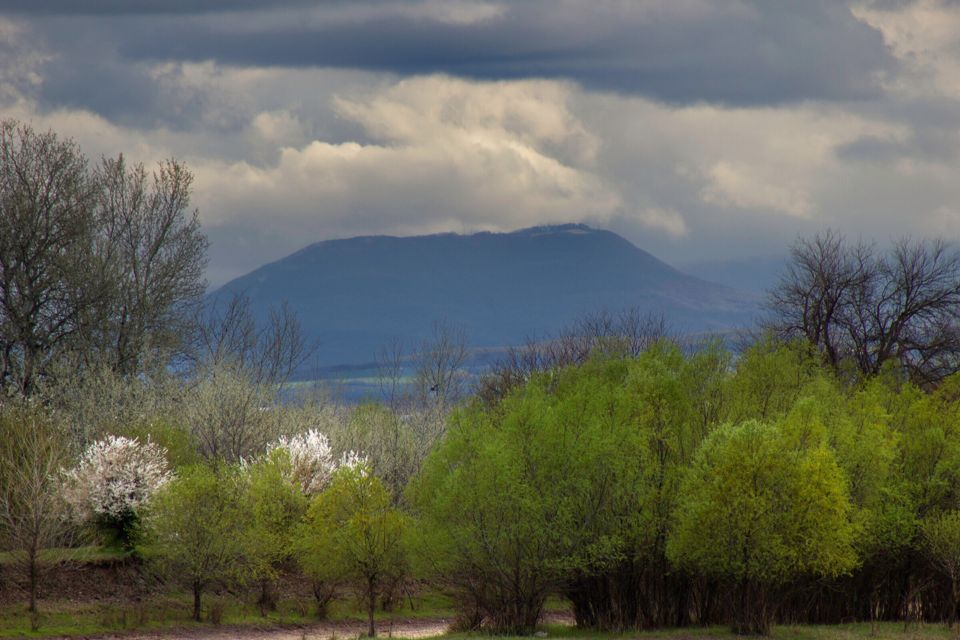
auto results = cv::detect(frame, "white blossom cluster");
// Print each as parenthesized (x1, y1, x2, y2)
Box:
(268, 429, 371, 493)
(63, 435, 172, 522)
(269, 429, 337, 495)
(338, 450, 370, 474)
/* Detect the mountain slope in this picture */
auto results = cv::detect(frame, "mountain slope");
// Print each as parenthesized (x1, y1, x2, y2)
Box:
(214, 224, 759, 366)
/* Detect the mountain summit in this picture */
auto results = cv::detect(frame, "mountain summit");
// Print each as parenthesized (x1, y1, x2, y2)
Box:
(214, 224, 759, 366)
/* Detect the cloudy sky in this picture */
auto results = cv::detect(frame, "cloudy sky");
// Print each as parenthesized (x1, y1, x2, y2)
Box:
(1, 0, 959, 285)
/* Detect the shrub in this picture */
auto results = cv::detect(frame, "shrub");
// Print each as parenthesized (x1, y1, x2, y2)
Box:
(63, 435, 171, 548)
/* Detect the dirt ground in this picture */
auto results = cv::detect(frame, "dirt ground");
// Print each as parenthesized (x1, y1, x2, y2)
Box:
(102, 612, 576, 640)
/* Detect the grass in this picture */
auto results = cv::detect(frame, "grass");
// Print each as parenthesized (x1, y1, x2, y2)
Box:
(2, 602, 960, 640)
(0, 585, 457, 637)
(0, 595, 315, 638)
(0, 545, 130, 565)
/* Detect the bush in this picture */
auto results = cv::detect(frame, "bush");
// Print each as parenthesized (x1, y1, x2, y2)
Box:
(63, 435, 171, 549)
(668, 420, 858, 634)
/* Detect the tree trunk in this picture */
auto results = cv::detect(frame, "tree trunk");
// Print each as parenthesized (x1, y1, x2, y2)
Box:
(951, 576, 958, 629)
(367, 576, 377, 637)
(193, 581, 203, 622)
(28, 546, 38, 614)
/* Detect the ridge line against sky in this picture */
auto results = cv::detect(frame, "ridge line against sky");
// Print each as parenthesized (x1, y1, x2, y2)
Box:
(1, 0, 959, 286)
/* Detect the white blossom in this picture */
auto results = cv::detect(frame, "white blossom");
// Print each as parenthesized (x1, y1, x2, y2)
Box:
(338, 450, 370, 475)
(63, 435, 172, 522)
(269, 428, 336, 495)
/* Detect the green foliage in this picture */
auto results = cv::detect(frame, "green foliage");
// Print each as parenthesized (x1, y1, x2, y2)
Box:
(669, 419, 858, 633)
(411, 355, 666, 633)
(119, 419, 200, 469)
(294, 464, 406, 636)
(671, 419, 858, 582)
(138, 464, 254, 621)
(244, 448, 309, 612)
(724, 337, 823, 424)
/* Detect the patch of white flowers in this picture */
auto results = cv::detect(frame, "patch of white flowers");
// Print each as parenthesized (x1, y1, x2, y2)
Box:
(63, 435, 172, 522)
(267, 429, 371, 493)
(269, 429, 337, 495)
(338, 450, 370, 474)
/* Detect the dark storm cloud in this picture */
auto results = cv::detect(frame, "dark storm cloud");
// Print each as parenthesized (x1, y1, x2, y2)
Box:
(0, 0, 322, 15)
(834, 132, 960, 164)
(15, 0, 895, 108)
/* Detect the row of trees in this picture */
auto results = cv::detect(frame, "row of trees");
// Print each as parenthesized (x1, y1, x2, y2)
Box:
(15, 336, 955, 636)
(411, 338, 960, 634)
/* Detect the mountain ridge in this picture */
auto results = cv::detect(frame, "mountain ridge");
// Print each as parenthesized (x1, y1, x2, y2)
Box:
(214, 224, 760, 367)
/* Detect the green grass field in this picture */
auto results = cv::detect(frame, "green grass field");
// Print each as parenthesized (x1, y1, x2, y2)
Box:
(0, 548, 956, 640)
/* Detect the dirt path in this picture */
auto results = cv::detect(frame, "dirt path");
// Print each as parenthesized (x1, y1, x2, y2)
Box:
(104, 617, 452, 640)
(96, 612, 574, 640)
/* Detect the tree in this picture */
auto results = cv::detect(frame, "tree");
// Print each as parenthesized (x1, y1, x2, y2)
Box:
(92, 154, 208, 375)
(268, 428, 337, 496)
(244, 448, 310, 613)
(921, 511, 960, 627)
(478, 308, 670, 405)
(62, 435, 171, 549)
(668, 420, 858, 635)
(181, 359, 277, 463)
(295, 464, 406, 637)
(767, 231, 960, 386)
(139, 464, 253, 622)
(0, 404, 74, 629)
(0, 119, 209, 396)
(0, 119, 100, 395)
(410, 358, 638, 634)
(194, 291, 310, 390)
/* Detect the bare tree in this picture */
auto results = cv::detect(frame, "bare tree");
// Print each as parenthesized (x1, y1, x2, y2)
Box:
(0, 405, 74, 630)
(375, 338, 406, 412)
(194, 292, 310, 390)
(0, 120, 101, 395)
(478, 308, 671, 404)
(412, 320, 470, 413)
(185, 292, 314, 463)
(766, 231, 960, 386)
(92, 154, 208, 375)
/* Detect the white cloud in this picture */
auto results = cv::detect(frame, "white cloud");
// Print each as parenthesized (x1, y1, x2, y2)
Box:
(194, 75, 622, 241)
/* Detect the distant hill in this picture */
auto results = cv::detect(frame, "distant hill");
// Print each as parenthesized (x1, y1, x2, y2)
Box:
(213, 224, 760, 368)
(678, 255, 786, 295)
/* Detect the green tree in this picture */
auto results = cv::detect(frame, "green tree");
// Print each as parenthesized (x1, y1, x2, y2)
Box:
(922, 511, 960, 627)
(294, 464, 406, 637)
(139, 464, 253, 621)
(410, 358, 638, 633)
(724, 336, 823, 424)
(0, 405, 74, 630)
(668, 419, 858, 635)
(245, 449, 309, 613)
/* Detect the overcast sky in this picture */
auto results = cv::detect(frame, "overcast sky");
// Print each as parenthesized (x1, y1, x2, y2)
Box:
(2, 0, 959, 285)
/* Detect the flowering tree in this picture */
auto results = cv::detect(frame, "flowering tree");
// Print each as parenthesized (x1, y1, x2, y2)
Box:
(63, 435, 171, 548)
(268, 429, 336, 495)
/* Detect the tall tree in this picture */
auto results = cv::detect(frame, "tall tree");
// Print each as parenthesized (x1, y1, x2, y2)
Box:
(93, 155, 208, 375)
(767, 231, 960, 386)
(0, 119, 100, 395)
(0, 119, 209, 395)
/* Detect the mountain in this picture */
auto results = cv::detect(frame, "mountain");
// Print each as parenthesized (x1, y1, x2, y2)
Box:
(214, 224, 760, 368)
(678, 255, 786, 295)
